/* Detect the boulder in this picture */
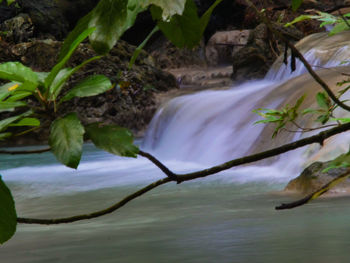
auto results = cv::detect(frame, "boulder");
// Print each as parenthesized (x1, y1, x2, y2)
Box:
(285, 161, 350, 195)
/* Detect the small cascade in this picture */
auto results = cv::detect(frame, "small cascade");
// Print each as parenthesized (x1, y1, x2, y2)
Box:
(142, 31, 350, 171)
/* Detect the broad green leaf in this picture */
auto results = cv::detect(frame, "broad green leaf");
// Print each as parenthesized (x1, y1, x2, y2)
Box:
(0, 101, 26, 112)
(0, 132, 11, 140)
(9, 118, 40, 127)
(292, 0, 302, 11)
(60, 75, 112, 103)
(141, 0, 186, 20)
(85, 123, 139, 157)
(199, 0, 223, 35)
(0, 62, 38, 90)
(88, 0, 128, 54)
(49, 113, 85, 169)
(316, 92, 330, 109)
(49, 56, 101, 100)
(0, 176, 17, 244)
(152, 0, 201, 48)
(45, 27, 96, 90)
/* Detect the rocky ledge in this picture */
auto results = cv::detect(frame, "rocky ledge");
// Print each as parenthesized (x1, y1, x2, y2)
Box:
(285, 161, 350, 195)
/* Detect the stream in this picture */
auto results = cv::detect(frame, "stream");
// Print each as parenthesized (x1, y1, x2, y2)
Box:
(2, 32, 350, 262)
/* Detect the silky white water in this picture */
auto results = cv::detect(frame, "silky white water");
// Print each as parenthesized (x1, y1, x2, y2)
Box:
(2, 32, 350, 262)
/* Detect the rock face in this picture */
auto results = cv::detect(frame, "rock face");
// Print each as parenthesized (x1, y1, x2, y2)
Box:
(285, 161, 350, 195)
(0, 39, 177, 145)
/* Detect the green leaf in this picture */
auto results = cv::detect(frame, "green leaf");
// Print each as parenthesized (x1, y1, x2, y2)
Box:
(0, 132, 11, 140)
(0, 62, 38, 90)
(5, 91, 32, 102)
(9, 118, 40, 127)
(330, 118, 350, 123)
(49, 113, 85, 169)
(88, 0, 128, 54)
(329, 21, 350, 35)
(285, 15, 314, 27)
(292, 0, 302, 11)
(85, 123, 139, 157)
(0, 111, 32, 132)
(58, 12, 93, 62)
(316, 92, 330, 109)
(129, 26, 159, 69)
(46, 27, 96, 90)
(0, 101, 27, 112)
(0, 176, 17, 244)
(199, 0, 223, 35)
(151, 0, 201, 49)
(141, 0, 186, 20)
(60, 75, 112, 103)
(49, 56, 102, 101)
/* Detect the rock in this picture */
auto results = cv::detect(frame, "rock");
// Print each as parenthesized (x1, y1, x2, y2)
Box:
(0, 39, 178, 146)
(17, 0, 69, 39)
(285, 161, 350, 194)
(148, 36, 207, 69)
(231, 23, 303, 80)
(205, 30, 251, 66)
(0, 13, 34, 43)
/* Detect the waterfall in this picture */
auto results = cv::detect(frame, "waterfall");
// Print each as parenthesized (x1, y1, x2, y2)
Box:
(142, 31, 350, 171)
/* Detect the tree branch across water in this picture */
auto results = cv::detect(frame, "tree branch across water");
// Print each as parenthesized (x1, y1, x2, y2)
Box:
(17, 122, 350, 224)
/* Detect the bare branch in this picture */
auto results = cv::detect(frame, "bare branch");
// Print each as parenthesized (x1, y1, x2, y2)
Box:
(17, 177, 171, 224)
(276, 168, 350, 210)
(17, 122, 350, 224)
(138, 150, 178, 181)
(0, 147, 51, 155)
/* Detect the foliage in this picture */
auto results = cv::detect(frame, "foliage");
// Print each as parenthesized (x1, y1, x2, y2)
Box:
(0, 0, 225, 244)
(0, 175, 16, 244)
(285, 11, 350, 35)
(253, 95, 305, 137)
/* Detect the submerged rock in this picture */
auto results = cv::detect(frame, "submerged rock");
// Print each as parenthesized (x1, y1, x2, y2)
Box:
(285, 161, 350, 195)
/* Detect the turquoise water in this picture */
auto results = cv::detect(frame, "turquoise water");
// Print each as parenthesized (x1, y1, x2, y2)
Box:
(1, 145, 350, 263)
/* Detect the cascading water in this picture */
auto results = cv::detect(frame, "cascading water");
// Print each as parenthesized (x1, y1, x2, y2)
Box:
(143, 31, 350, 173)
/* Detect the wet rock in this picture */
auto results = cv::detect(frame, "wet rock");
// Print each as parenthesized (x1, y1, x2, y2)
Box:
(148, 36, 207, 69)
(17, 0, 69, 39)
(285, 161, 350, 194)
(205, 30, 251, 66)
(231, 23, 303, 80)
(0, 13, 34, 43)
